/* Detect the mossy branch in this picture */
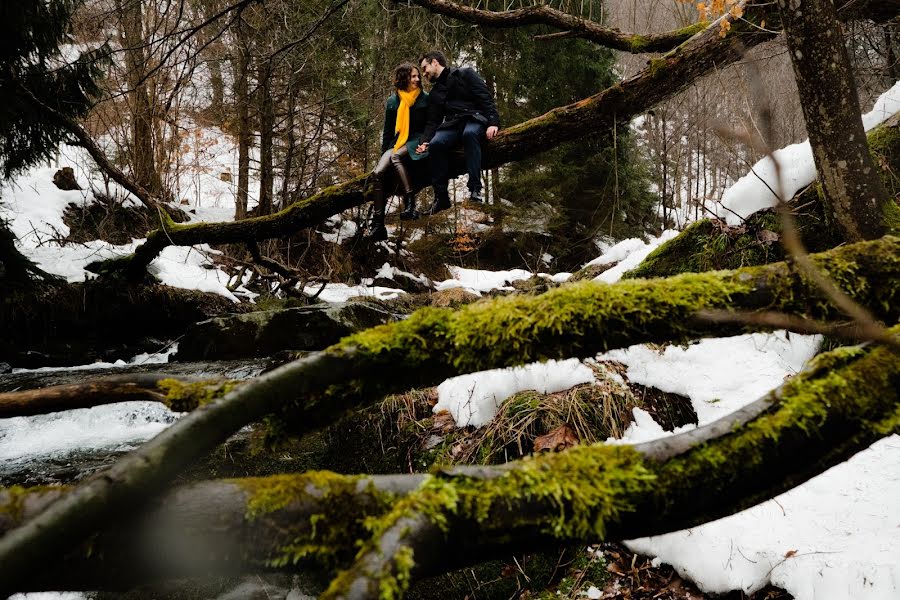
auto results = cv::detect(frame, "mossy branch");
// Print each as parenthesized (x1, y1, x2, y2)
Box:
(400, 0, 707, 53)
(3, 335, 898, 593)
(324, 334, 900, 598)
(0, 374, 242, 418)
(12, 235, 899, 423)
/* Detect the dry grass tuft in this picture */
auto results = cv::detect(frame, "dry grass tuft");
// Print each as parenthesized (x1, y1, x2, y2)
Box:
(438, 361, 641, 465)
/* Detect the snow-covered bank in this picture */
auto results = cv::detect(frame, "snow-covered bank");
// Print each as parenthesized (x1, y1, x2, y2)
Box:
(717, 80, 900, 223)
(627, 436, 900, 600)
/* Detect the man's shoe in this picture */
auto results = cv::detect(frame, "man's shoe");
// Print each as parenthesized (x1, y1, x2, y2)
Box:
(468, 190, 484, 204)
(427, 198, 451, 215)
(365, 224, 388, 241)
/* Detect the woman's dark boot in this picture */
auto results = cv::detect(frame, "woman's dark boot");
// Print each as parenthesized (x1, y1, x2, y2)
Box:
(365, 210, 388, 241)
(398, 192, 419, 221)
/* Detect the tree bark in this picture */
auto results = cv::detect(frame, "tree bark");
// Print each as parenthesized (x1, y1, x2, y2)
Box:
(234, 17, 252, 221)
(777, 0, 894, 241)
(119, 0, 163, 197)
(257, 63, 275, 216)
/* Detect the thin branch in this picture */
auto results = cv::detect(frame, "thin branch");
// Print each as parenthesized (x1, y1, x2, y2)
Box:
(17, 83, 163, 214)
(696, 309, 900, 350)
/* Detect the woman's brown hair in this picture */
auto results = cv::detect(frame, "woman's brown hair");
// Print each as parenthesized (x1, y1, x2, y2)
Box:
(392, 62, 420, 91)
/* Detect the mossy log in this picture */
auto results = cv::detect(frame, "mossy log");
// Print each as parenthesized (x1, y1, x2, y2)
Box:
(3, 236, 898, 422)
(0, 237, 897, 595)
(3, 336, 897, 594)
(94, 0, 898, 281)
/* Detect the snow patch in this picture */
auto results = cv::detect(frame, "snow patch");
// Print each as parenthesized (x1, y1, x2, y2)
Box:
(433, 359, 595, 427)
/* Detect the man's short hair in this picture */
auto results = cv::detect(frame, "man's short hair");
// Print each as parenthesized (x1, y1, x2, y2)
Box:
(420, 51, 447, 67)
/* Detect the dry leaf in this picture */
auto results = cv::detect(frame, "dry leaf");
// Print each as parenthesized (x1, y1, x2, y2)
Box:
(534, 424, 579, 452)
(758, 229, 780, 244)
(784, 549, 798, 558)
(432, 410, 456, 433)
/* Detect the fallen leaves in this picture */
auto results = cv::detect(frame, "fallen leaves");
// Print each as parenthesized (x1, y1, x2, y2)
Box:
(533, 423, 579, 452)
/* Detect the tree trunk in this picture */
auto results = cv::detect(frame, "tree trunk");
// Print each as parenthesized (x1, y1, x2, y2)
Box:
(119, 0, 162, 197)
(234, 18, 252, 221)
(777, 0, 893, 241)
(257, 64, 275, 216)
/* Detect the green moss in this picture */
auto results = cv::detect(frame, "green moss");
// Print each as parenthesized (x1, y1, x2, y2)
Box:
(324, 333, 898, 597)
(156, 378, 241, 412)
(653, 336, 900, 515)
(262, 238, 900, 443)
(379, 546, 415, 600)
(628, 36, 649, 53)
(333, 273, 755, 377)
(882, 195, 900, 235)
(1, 486, 34, 522)
(234, 472, 394, 568)
(0, 485, 67, 524)
(553, 547, 608, 597)
(675, 21, 708, 38)
(647, 58, 668, 78)
(324, 444, 652, 599)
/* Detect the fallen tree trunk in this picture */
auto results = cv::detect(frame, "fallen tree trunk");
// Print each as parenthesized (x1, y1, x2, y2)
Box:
(95, 0, 899, 281)
(3, 336, 897, 593)
(0, 374, 238, 418)
(2, 236, 898, 421)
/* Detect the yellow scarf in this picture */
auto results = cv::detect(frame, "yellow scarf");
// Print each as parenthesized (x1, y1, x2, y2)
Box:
(394, 88, 421, 152)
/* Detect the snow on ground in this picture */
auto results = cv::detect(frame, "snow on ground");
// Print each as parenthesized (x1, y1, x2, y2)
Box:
(436, 265, 532, 295)
(718, 80, 900, 223)
(600, 331, 821, 426)
(627, 436, 900, 600)
(585, 230, 679, 283)
(302, 282, 405, 302)
(433, 358, 596, 427)
(1, 157, 253, 301)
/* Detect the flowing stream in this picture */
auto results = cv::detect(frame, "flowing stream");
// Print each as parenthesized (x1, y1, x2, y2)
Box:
(0, 358, 271, 486)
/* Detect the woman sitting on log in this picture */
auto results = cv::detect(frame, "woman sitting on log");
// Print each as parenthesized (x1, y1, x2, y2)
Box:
(366, 62, 430, 241)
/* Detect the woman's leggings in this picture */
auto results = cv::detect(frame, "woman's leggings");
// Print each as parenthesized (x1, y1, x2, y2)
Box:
(372, 146, 412, 213)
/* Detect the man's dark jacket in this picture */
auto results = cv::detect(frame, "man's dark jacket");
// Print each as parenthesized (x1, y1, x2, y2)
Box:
(421, 66, 500, 144)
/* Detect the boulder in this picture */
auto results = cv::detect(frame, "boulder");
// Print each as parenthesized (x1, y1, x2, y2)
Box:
(173, 302, 400, 361)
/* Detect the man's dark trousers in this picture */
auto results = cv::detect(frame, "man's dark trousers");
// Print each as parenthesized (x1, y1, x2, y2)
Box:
(428, 120, 485, 203)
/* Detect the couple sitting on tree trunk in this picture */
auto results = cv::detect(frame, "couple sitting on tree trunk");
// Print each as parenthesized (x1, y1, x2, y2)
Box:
(366, 51, 501, 241)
